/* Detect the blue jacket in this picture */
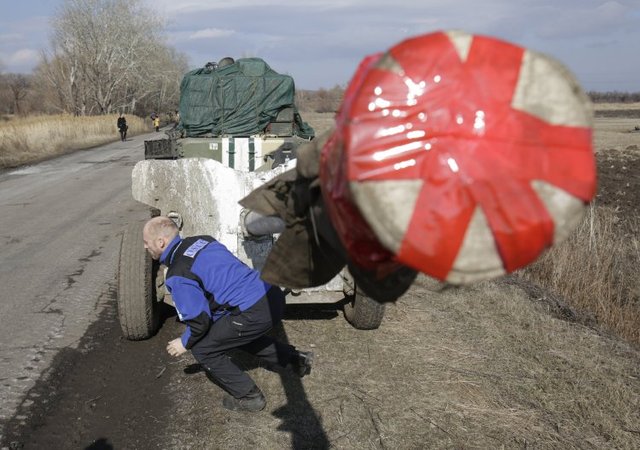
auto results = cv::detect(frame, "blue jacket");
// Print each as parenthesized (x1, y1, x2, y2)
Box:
(160, 235, 270, 349)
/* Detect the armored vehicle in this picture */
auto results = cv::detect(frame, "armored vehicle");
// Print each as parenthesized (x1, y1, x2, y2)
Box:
(117, 57, 385, 340)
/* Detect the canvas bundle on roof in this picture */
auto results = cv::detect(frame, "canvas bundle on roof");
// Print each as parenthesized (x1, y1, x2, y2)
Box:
(177, 57, 314, 139)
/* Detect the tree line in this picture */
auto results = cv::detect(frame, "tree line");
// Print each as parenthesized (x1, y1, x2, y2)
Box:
(4, 68, 639, 118)
(0, 73, 347, 117)
(586, 91, 640, 103)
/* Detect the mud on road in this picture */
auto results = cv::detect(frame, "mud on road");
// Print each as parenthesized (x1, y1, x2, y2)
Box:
(3, 276, 640, 449)
(1, 288, 175, 449)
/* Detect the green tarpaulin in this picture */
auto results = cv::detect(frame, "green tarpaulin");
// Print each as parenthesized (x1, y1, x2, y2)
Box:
(178, 58, 314, 139)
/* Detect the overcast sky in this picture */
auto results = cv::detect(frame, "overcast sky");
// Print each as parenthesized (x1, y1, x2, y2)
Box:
(1, 0, 639, 91)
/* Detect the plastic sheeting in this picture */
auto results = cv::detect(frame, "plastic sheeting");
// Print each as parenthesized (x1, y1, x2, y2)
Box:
(178, 57, 314, 139)
(320, 30, 596, 283)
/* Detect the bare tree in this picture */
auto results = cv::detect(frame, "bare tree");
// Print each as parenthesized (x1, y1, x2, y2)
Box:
(37, 52, 85, 114)
(132, 46, 189, 115)
(42, 0, 185, 115)
(4, 74, 31, 115)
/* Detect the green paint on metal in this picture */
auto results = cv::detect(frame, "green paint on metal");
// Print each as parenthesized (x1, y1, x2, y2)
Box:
(228, 139, 235, 169)
(249, 138, 255, 171)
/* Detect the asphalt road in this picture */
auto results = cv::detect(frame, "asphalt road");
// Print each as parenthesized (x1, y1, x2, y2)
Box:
(0, 133, 153, 442)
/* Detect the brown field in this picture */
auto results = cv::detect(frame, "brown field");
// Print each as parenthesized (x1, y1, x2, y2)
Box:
(592, 102, 640, 119)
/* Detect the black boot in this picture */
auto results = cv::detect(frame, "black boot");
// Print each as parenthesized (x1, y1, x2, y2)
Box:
(222, 386, 266, 412)
(292, 351, 314, 378)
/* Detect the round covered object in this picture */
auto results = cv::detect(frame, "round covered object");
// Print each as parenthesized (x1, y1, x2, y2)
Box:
(320, 30, 596, 284)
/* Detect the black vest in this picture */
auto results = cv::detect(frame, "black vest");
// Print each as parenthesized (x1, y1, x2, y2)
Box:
(166, 236, 227, 313)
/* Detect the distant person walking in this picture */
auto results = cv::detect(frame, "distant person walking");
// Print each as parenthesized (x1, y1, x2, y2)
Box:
(151, 112, 160, 132)
(117, 114, 128, 141)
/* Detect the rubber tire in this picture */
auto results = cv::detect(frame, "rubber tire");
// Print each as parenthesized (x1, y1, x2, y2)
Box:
(343, 289, 385, 330)
(117, 222, 159, 340)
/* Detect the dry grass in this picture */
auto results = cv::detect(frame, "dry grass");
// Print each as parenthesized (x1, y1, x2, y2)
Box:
(0, 114, 150, 169)
(593, 103, 640, 120)
(593, 117, 640, 150)
(519, 205, 640, 347)
(517, 112, 640, 349)
(302, 111, 336, 137)
(593, 102, 640, 111)
(0, 112, 323, 170)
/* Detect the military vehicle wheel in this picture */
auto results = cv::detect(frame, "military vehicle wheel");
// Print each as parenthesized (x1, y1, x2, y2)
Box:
(343, 289, 385, 330)
(117, 222, 159, 340)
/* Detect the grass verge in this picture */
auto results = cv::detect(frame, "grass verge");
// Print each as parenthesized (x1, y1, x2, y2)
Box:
(519, 204, 640, 347)
(0, 114, 150, 169)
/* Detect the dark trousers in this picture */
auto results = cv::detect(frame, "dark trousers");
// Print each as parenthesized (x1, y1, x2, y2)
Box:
(190, 287, 296, 398)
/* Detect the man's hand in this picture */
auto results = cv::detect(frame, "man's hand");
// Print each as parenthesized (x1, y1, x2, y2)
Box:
(167, 338, 187, 357)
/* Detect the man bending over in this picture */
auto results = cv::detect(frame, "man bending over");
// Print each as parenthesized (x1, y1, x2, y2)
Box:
(142, 216, 313, 412)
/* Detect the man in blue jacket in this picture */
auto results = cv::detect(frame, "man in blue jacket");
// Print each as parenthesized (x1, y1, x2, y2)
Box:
(142, 216, 314, 412)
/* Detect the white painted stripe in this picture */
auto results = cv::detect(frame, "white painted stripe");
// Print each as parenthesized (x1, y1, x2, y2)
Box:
(222, 137, 230, 167)
(235, 138, 249, 171)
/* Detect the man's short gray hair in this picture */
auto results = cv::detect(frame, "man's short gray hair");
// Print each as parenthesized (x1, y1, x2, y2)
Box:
(144, 216, 179, 239)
